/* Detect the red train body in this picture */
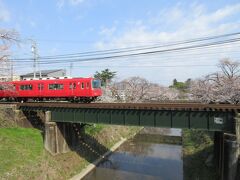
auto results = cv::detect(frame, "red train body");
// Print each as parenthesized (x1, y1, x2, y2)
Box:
(0, 77, 102, 103)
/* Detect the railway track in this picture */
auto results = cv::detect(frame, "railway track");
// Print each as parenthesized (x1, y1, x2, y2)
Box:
(3, 102, 238, 111)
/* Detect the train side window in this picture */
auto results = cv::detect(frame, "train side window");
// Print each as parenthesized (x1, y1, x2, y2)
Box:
(49, 84, 54, 90)
(49, 84, 64, 90)
(73, 83, 76, 89)
(59, 84, 63, 89)
(20, 84, 33, 90)
(81, 82, 84, 89)
(20, 85, 24, 90)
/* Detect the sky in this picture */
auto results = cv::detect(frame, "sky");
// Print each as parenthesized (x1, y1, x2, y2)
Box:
(1, 0, 240, 85)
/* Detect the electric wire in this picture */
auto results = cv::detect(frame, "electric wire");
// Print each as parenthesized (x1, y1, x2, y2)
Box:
(9, 37, 240, 65)
(10, 31, 240, 61)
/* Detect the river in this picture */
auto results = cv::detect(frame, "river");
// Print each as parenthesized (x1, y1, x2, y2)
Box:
(82, 128, 183, 180)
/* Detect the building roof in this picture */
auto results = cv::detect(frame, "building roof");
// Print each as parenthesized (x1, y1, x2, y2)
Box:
(20, 69, 65, 77)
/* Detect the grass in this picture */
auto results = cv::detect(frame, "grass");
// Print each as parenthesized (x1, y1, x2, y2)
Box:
(0, 128, 43, 178)
(0, 125, 141, 179)
(182, 129, 219, 180)
(85, 124, 105, 136)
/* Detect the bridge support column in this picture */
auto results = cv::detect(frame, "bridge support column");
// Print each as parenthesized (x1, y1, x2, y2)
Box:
(236, 114, 240, 158)
(44, 111, 78, 155)
(235, 113, 240, 179)
(214, 131, 223, 174)
(223, 133, 238, 180)
(214, 132, 238, 180)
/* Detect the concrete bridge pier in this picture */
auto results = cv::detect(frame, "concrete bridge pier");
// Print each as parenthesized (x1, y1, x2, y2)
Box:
(235, 113, 240, 179)
(213, 113, 240, 180)
(214, 131, 223, 175)
(44, 111, 79, 155)
(222, 133, 238, 180)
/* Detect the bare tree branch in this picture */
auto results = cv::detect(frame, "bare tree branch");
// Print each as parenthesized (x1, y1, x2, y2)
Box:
(0, 29, 19, 83)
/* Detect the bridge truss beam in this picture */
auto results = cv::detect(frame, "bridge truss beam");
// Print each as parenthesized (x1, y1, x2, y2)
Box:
(19, 106, 235, 132)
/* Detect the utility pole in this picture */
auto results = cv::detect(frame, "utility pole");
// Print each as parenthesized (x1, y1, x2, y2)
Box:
(70, 63, 73, 77)
(31, 41, 37, 78)
(31, 40, 41, 78)
(10, 59, 13, 81)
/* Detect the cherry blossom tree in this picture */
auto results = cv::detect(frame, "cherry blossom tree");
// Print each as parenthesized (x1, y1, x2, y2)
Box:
(100, 76, 180, 103)
(190, 59, 240, 104)
(0, 29, 19, 81)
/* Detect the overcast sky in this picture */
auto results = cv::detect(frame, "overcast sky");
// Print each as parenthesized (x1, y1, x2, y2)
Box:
(1, 0, 240, 85)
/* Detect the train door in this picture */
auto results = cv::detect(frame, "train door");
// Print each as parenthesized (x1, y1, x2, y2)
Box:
(86, 81, 90, 96)
(69, 82, 76, 97)
(38, 83, 44, 97)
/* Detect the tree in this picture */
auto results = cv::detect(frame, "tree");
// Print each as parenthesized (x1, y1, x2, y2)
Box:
(0, 29, 19, 60)
(94, 68, 116, 87)
(0, 29, 19, 81)
(100, 76, 179, 103)
(190, 59, 240, 104)
(169, 78, 191, 93)
(173, 79, 177, 86)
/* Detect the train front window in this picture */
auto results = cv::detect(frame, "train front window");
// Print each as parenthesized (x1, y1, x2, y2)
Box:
(92, 79, 101, 88)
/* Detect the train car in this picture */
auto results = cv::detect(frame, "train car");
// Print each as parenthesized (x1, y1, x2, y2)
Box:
(0, 77, 102, 103)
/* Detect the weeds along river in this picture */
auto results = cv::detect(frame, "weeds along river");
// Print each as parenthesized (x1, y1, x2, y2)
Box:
(82, 128, 183, 180)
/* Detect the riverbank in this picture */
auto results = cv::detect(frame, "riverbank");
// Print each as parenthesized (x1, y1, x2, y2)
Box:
(70, 138, 127, 180)
(0, 125, 141, 179)
(182, 129, 219, 180)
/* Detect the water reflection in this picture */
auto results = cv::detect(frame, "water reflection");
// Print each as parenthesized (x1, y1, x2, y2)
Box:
(140, 127, 182, 136)
(83, 128, 183, 180)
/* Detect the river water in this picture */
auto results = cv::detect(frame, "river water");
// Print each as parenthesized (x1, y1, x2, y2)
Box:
(83, 128, 183, 180)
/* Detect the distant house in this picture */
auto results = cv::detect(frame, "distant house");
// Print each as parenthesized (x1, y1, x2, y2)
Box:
(20, 69, 66, 80)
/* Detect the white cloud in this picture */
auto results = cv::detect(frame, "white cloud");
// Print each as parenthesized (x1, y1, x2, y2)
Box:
(99, 26, 116, 36)
(70, 0, 84, 6)
(98, 3, 240, 48)
(29, 20, 37, 28)
(0, 0, 10, 22)
(57, 0, 65, 9)
(207, 4, 240, 23)
(94, 3, 240, 85)
(57, 0, 85, 9)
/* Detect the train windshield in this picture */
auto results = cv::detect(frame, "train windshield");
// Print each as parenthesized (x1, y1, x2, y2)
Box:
(92, 79, 101, 88)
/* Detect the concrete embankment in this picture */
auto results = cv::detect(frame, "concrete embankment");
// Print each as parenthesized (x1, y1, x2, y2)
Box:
(70, 138, 127, 180)
(70, 127, 143, 180)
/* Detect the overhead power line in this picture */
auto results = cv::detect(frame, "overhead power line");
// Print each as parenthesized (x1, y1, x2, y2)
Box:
(10, 37, 240, 65)
(11, 31, 240, 61)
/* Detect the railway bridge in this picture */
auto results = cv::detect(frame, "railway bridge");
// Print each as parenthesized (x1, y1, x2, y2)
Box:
(13, 102, 240, 179)
(18, 102, 238, 131)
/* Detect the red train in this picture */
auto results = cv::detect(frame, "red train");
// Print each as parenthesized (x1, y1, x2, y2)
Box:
(0, 77, 102, 103)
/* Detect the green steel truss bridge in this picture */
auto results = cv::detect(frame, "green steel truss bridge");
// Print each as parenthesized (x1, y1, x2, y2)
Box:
(17, 102, 240, 133)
